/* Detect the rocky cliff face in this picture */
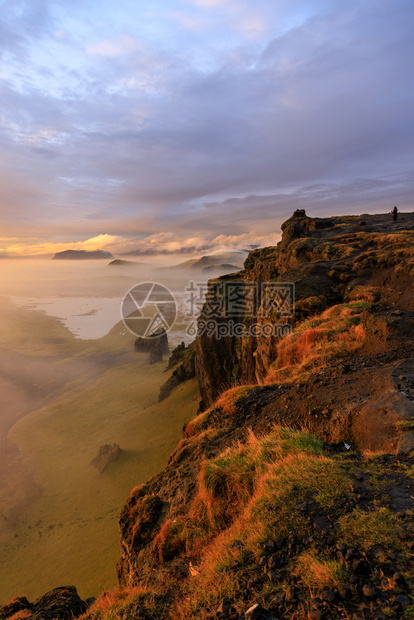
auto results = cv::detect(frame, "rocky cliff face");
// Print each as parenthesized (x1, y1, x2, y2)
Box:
(116, 211, 414, 596)
(196, 210, 414, 408)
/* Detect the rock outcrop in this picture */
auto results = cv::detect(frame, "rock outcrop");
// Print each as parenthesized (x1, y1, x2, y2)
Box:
(196, 211, 414, 408)
(0, 587, 88, 620)
(90, 443, 122, 477)
(158, 342, 196, 401)
(134, 329, 170, 364)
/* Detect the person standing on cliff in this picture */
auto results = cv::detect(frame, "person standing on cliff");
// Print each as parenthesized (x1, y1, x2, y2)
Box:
(392, 206, 398, 221)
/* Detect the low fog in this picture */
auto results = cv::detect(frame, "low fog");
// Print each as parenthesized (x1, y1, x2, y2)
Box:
(0, 251, 246, 470)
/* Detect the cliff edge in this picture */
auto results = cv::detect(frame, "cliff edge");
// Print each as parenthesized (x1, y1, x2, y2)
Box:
(196, 210, 414, 411)
(113, 210, 414, 619)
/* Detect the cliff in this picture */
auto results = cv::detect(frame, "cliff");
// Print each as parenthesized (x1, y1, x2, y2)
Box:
(113, 210, 414, 619)
(196, 210, 414, 409)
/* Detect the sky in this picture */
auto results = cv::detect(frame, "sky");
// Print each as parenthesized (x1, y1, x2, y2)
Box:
(0, 0, 413, 257)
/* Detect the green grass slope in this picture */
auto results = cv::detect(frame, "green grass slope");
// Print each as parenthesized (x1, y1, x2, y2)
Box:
(84, 428, 414, 620)
(0, 302, 199, 604)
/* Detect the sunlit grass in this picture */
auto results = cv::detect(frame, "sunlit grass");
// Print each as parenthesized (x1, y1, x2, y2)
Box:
(161, 428, 350, 619)
(265, 302, 366, 384)
(293, 549, 348, 591)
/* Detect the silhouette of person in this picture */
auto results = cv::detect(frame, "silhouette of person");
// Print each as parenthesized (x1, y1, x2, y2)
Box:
(392, 206, 398, 222)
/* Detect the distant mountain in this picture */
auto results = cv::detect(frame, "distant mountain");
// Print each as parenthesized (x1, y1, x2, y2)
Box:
(107, 259, 137, 266)
(163, 251, 248, 272)
(201, 263, 241, 274)
(52, 250, 114, 260)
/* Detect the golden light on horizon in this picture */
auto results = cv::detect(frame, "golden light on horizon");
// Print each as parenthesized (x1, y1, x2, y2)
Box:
(0, 234, 121, 257)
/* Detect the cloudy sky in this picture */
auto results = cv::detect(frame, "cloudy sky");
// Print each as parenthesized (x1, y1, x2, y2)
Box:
(0, 0, 413, 256)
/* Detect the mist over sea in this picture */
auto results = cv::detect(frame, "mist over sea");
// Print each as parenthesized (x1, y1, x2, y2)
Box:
(0, 257, 206, 343)
(0, 256, 205, 470)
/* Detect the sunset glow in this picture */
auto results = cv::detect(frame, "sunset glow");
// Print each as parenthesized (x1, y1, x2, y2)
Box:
(0, 0, 412, 256)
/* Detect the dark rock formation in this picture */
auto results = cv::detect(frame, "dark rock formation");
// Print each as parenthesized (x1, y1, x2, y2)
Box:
(90, 443, 122, 477)
(158, 342, 196, 401)
(0, 597, 31, 619)
(0, 587, 87, 620)
(134, 329, 169, 363)
(52, 250, 113, 260)
(195, 211, 414, 409)
(165, 341, 187, 370)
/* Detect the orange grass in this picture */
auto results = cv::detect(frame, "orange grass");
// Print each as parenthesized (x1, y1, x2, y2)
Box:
(171, 446, 348, 619)
(293, 550, 347, 591)
(214, 386, 255, 416)
(89, 585, 152, 614)
(266, 303, 366, 384)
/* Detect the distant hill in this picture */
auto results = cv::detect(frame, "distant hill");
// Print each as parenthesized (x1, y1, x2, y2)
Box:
(52, 250, 114, 260)
(161, 251, 248, 273)
(106, 259, 148, 267)
(107, 259, 137, 266)
(201, 262, 241, 273)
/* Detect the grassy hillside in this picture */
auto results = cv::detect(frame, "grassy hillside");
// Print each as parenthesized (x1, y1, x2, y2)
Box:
(0, 302, 199, 604)
(80, 426, 414, 619)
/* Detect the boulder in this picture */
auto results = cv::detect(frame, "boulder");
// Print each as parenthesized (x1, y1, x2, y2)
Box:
(397, 431, 414, 454)
(31, 586, 87, 620)
(0, 597, 31, 620)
